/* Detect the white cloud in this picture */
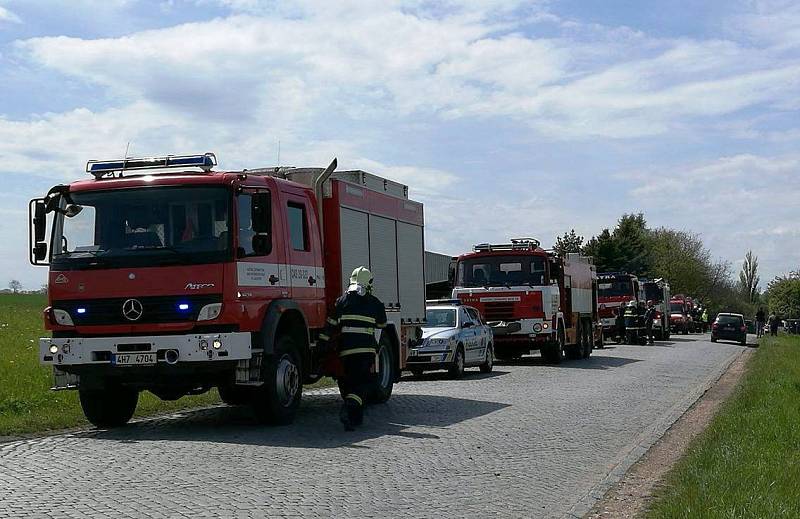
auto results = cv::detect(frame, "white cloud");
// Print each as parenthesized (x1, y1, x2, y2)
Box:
(0, 5, 21, 23)
(11, 3, 799, 140)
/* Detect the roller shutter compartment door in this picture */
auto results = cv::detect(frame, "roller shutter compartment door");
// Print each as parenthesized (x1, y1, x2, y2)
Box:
(397, 222, 425, 322)
(369, 214, 399, 306)
(339, 208, 370, 293)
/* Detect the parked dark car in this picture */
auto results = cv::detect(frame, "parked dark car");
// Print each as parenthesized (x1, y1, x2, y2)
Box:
(711, 313, 747, 345)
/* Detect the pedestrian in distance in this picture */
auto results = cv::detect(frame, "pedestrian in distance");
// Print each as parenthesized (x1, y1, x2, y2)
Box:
(644, 300, 656, 344)
(755, 307, 766, 338)
(768, 313, 779, 337)
(701, 307, 709, 333)
(614, 307, 625, 344)
(319, 266, 388, 432)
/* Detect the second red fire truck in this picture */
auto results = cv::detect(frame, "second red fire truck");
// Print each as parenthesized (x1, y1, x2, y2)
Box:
(597, 272, 640, 342)
(452, 239, 599, 363)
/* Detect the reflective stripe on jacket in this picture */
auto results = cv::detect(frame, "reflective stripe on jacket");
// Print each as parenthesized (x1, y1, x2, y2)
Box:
(319, 291, 388, 357)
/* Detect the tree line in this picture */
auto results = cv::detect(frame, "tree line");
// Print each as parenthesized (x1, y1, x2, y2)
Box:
(552, 214, 791, 319)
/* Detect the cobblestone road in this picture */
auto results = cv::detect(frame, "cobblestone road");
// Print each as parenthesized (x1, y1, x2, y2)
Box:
(1, 335, 745, 518)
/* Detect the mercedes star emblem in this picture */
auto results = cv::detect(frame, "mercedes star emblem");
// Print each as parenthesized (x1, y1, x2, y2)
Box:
(122, 299, 144, 321)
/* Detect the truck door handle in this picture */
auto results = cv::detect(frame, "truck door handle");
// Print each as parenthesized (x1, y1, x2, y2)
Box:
(308, 276, 317, 286)
(269, 275, 279, 285)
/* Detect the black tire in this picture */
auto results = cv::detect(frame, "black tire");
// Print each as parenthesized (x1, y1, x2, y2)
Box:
(218, 383, 252, 406)
(448, 346, 466, 379)
(368, 334, 395, 404)
(541, 328, 564, 364)
(252, 334, 303, 425)
(480, 344, 494, 373)
(79, 386, 138, 428)
(582, 322, 593, 359)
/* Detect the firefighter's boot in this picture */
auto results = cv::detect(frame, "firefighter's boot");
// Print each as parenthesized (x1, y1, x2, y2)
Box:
(339, 403, 355, 432)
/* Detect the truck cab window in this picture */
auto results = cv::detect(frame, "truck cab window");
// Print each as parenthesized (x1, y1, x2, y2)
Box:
(287, 203, 308, 251)
(237, 194, 256, 257)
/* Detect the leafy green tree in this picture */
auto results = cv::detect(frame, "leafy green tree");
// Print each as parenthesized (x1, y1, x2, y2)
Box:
(582, 228, 622, 272)
(613, 213, 651, 275)
(764, 272, 800, 319)
(553, 229, 584, 257)
(738, 250, 760, 304)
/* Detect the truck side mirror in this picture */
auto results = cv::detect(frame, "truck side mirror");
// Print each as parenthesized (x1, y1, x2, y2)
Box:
(33, 242, 47, 262)
(251, 192, 271, 234)
(33, 200, 47, 242)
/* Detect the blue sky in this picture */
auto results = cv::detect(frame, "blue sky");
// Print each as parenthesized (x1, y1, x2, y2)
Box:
(1, 0, 799, 290)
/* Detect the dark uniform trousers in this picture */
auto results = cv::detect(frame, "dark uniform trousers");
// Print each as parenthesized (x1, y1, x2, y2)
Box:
(319, 291, 388, 426)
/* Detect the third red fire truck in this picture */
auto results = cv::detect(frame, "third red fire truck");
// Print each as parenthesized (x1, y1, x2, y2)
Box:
(452, 239, 598, 363)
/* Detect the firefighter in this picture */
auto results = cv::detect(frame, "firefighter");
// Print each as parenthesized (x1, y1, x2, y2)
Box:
(701, 308, 709, 333)
(614, 307, 625, 343)
(623, 301, 638, 344)
(644, 300, 657, 344)
(319, 266, 387, 431)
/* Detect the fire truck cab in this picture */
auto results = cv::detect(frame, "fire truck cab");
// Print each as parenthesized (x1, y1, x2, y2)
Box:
(597, 272, 640, 341)
(452, 239, 598, 363)
(640, 278, 671, 340)
(29, 153, 425, 427)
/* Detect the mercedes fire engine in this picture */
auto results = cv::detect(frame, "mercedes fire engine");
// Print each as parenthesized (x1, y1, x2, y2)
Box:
(29, 153, 426, 427)
(640, 278, 671, 340)
(597, 272, 640, 341)
(452, 239, 599, 363)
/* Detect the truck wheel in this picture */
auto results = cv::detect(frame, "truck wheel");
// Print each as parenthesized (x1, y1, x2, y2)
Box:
(480, 344, 494, 373)
(541, 330, 564, 364)
(218, 384, 252, 406)
(368, 334, 395, 404)
(252, 334, 303, 425)
(79, 386, 138, 428)
(582, 323, 592, 359)
(448, 345, 466, 379)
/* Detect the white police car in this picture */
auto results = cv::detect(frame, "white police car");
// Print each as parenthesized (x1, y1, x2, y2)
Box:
(406, 300, 494, 378)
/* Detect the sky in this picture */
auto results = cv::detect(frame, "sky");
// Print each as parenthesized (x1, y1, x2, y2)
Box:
(0, 0, 798, 290)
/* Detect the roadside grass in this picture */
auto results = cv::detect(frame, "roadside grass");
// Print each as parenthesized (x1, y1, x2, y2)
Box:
(648, 334, 800, 518)
(0, 294, 222, 436)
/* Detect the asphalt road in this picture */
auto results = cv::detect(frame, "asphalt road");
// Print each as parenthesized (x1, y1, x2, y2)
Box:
(0, 334, 748, 519)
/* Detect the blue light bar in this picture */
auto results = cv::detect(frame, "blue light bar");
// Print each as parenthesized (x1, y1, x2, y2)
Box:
(86, 153, 217, 177)
(177, 303, 190, 311)
(76, 308, 87, 314)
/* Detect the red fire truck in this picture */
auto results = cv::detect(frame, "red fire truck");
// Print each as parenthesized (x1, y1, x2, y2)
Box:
(669, 295, 691, 335)
(29, 153, 426, 427)
(597, 272, 640, 342)
(452, 239, 598, 363)
(640, 278, 671, 340)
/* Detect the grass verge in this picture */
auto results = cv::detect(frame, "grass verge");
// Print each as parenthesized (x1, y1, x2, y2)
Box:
(648, 334, 800, 518)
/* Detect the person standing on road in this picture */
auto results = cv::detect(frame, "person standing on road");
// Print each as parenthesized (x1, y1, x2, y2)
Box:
(319, 266, 387, 432)
(644, 300, 657, 345)
(614, 307, 625, 343)
(756, 307, 766, 338)
(701, 308, 709, 333)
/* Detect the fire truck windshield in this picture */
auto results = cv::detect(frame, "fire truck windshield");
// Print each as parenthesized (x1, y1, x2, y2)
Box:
(598, 280, 633, 298)
(644, 283, 664, 303)
(670, 302, 684, 313)
(457, 256, 547, 287)
(51, 186, 231, 269)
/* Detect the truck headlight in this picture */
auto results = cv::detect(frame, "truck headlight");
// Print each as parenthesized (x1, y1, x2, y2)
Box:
(197, 303, 222, 321)
(212, 339, 222, 350)
(52, 309, 74, 326)
(49, 344, 59, 354)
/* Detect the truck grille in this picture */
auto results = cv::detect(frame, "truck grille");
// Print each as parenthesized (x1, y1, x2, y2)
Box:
(483, 302, 516, 321)
(53, 294, 222, 326)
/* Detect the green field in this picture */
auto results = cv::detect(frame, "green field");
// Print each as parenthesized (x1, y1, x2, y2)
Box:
(0, 293, 221, 436)
(648, 334, 800, 518)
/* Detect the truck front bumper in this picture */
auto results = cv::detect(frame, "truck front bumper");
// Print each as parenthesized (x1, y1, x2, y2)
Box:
(40, 332, 252, 367)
